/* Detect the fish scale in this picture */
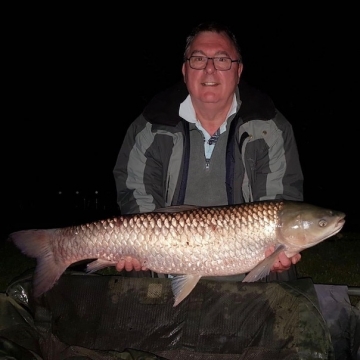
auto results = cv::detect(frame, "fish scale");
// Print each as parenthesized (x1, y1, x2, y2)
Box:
(9, 200, 345, 306)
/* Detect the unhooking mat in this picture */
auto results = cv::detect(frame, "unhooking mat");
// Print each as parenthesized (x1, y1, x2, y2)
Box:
(0, 273, 359, 360)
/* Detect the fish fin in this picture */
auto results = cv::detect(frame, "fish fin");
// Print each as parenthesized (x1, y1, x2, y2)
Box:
(86, 259, 117, 273)
(171, 274, 202, 307)
(9, 229, 70, 297)
(242, 244, 286, 282)
(155, 205, 199, 213)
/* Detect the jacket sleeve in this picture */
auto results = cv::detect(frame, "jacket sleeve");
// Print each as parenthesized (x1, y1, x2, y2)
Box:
(113, 115, 166, 214)
(278, 113, 304, 201)
(250, 110, 304, 202)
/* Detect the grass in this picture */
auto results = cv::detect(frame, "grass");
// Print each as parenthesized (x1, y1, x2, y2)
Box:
(1, 231, 359, 306)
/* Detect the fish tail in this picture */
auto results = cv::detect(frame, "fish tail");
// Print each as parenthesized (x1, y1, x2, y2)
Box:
(9, 229, 69, 297)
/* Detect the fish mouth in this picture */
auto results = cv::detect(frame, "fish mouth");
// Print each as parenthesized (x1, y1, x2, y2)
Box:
(308, 216, 346, 245)
(327, 217, 346, 237)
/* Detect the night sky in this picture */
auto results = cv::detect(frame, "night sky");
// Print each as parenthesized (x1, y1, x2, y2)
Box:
(4, 7, 358, 235)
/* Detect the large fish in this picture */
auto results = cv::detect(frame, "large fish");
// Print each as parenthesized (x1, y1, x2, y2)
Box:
(9, 200, 345, 306)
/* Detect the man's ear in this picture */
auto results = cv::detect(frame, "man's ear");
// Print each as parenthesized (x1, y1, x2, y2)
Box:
(237, 63, 244, 83)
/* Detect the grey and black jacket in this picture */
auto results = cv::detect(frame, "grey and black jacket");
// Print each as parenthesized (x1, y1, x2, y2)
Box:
(114, 80, 303, 214)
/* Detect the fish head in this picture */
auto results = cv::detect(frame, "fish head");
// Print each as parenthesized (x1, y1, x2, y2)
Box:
(277, 201, 346, 251)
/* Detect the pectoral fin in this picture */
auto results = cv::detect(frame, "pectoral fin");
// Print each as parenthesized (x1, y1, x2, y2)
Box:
(242, 244, 286, 282)
(86, 259, 118, 273)
(171, 274, 202, 307)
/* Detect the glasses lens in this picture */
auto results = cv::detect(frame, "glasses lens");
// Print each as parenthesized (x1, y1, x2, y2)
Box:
(189, 56, 232, 70)
(189, 56, 206, 69)
(214, 57, 231, 70)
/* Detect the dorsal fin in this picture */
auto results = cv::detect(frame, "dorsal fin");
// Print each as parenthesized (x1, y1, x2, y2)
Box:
(154, 205, 199, 213)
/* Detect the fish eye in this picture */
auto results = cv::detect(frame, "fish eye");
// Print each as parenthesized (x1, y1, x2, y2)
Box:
(319, 219, 327, 227)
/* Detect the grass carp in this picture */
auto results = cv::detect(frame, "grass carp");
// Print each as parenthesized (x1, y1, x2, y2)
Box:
(9, 200, 345, 306)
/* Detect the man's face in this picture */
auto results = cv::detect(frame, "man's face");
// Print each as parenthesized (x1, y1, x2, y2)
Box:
(182, 31, 243, 107)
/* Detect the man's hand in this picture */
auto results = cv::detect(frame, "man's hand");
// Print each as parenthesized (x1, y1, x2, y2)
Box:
(265, 247, 301, 272)
(115, 256, 148, 272)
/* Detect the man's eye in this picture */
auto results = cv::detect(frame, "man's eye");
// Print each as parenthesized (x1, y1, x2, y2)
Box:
(194, 57, 204, 62)
(216, 57, 226, 62)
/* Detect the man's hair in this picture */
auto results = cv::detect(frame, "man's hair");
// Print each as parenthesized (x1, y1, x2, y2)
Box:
(183, 21, 242, 62)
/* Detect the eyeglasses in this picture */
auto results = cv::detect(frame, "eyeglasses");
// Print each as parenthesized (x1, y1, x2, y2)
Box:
(186, 56, 241, 71)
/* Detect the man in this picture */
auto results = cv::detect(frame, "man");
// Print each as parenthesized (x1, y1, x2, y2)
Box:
(113, 21, 303, 278)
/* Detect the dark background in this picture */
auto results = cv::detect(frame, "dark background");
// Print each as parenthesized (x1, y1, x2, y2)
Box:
(4, 6, 358, 235)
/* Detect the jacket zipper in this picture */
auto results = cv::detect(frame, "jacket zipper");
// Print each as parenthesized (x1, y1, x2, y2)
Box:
(205, 158, 210, 169)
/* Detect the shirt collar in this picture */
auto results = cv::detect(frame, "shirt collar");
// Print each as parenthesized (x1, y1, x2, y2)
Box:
(179, 93, 238, 125)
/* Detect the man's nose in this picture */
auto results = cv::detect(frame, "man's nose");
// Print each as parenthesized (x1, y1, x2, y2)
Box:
(205, 58, 216, 73)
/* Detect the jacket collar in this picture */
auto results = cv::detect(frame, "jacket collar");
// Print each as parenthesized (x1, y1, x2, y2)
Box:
(143, 80, 276, 126)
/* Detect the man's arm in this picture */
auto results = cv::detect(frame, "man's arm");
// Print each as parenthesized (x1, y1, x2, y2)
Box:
(113, 116, 165, 214)
(251, 110, 304, 202)
(248, 111, 304, 270)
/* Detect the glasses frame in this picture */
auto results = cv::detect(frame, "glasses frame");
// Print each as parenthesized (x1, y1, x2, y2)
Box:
(186, 56, 241, 71)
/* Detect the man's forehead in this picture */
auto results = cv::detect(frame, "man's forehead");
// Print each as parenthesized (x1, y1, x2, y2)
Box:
(190, 31, 234, 53)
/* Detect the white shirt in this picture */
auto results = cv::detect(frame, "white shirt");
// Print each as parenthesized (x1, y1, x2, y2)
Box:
(179, 94, 238, 160)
